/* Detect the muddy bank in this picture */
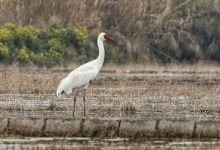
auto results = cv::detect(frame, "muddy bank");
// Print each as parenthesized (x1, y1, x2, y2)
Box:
(1, 117, 220, 138)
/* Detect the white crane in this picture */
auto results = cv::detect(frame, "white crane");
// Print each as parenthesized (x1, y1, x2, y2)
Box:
(56, 32, 115, 117)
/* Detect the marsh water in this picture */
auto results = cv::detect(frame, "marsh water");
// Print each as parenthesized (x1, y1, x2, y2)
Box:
(0, 137, 219, 150)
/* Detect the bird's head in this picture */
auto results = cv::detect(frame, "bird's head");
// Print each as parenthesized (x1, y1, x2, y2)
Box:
(99, 32, 116, 42)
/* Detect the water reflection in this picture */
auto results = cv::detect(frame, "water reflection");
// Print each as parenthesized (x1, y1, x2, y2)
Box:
(0, 137, 219, 150)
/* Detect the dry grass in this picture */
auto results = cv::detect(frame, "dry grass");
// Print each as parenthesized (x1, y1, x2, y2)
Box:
(0, 63, 220, 119)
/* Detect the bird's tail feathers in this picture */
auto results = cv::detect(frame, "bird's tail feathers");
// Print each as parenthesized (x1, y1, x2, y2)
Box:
(56, 88, 64, 98)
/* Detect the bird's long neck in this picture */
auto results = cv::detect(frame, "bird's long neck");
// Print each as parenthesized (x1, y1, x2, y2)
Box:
(96, 38, 105, 71)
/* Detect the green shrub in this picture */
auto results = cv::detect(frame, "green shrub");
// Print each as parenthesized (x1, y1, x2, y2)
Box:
(73, 26, 89, 46)
(16, 25, 39, 41)
(18, 48, 29, 63)
(0, 42, 9, 57)
(48, 38, 65, 52)
(0, 23, 120, 67)
(30, 52, 45, 67)
(0, 23, 15, 41)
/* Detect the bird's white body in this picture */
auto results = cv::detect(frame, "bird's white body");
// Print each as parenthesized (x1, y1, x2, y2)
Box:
(56, 33, 106, 98)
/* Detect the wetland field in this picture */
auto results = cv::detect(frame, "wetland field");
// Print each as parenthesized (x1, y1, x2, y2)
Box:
(0, 64, 220, 149)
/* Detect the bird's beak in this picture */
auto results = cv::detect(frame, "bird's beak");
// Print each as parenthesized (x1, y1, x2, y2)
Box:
(105, 34, 116, 43)
(108, 36, 116, 42)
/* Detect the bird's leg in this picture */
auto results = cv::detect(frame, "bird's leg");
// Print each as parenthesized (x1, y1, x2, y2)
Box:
(73, 90, 79, 117)
(83, 88, 86, 116)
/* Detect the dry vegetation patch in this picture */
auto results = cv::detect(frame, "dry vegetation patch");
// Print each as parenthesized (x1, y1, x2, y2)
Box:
(0, 64, 220, 120)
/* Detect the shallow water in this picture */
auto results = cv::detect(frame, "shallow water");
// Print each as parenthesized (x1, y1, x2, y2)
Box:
(0, 137, 219, 150)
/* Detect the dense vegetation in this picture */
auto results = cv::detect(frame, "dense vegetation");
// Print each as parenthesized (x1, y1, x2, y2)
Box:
(0, 0, 219, 66)
(0, 23, 122, 67)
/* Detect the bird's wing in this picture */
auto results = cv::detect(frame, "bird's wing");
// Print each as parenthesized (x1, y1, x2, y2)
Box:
(56, 68, 98, 97)
(68, 60, 97, 76)
(68, 68, 99, 87)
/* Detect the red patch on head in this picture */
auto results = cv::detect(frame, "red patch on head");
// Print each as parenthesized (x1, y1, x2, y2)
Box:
(104, 34, 109, 40)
